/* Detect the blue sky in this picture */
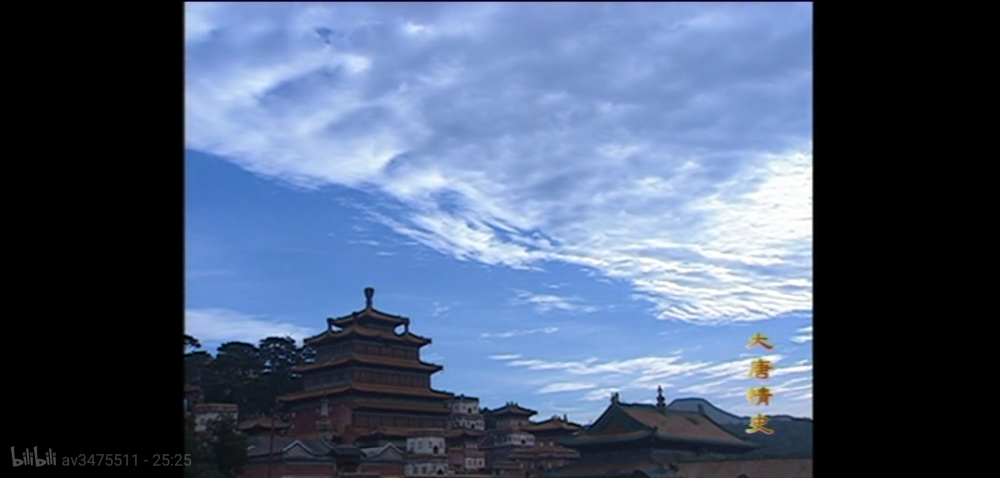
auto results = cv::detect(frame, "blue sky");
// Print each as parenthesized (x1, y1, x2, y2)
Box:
(185, 2, 812, 424)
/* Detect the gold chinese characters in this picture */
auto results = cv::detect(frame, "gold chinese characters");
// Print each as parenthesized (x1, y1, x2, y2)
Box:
(744, 333, 776, 435)
(746, 387, 772, 406)
(747, 359, 773, 379)
(746, 414, 774, 435)
(747, 332, 774, 350)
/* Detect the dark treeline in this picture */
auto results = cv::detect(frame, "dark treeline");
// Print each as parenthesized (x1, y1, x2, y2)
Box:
(186, 414, 247, 478)
(184, 334, 316, 417)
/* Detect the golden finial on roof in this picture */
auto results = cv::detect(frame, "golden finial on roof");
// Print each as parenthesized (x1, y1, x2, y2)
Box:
(364, 287, 374, 309)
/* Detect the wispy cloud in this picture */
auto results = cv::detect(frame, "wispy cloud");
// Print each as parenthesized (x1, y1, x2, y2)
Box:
(494, 352, 811, 407)
(537, 382, 598, 394)
(768, 376, 812, 394)
(430, 303, 451, 316)
(185, 308, 314, 346)
(510, 290, 597, 314)
(791, 325, 812, 343)
(185, 3, 812, 325)
(480, 327, 559, 339)
(489, 354, 523, 360)
(582, 388, 623, 402)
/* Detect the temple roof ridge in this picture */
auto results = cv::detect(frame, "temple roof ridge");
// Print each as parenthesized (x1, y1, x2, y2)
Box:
(304, 323, 431, 346)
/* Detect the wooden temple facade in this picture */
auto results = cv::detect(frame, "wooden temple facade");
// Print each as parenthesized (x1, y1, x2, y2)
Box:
(279, 287, 453, 447)
(231, 288, 584, 478)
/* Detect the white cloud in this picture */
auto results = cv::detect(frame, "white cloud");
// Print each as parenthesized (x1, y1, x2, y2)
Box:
(791, 325, 812, 343)
(510, 290, 597, 314)
(489, 354, 523, 360)
(431, 304, 451, 316)
(185, 308, 314, 345)
(185, 3, 813, 325)
(582, 388, 622, 402)
(480, 327, 559, 339)
(537, 382, 598, 394)
(498, 352, 811, 412)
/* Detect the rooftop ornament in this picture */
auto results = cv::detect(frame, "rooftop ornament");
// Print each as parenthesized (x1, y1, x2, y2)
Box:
(364, 287, 375, 309)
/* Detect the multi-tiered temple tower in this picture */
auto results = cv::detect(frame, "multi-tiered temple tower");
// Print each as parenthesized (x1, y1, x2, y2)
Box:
(279, 288, 453, 445)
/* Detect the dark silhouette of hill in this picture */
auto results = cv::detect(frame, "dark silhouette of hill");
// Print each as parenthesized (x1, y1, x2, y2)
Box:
(667, 397, 813, 458)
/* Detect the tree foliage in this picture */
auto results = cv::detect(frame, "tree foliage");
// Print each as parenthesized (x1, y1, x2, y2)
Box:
(185, 414, 226, 478)
(184, 335, 313, 417)
(208, 415, 249, 478)
(185, 335, 310, 477)
(185, 334, 202, 351)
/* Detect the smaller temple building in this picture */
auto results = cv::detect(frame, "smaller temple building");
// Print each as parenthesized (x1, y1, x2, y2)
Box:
(541, 388, 812, 478)
(481, 403, 581, 478)
(405, 430, 449, 476)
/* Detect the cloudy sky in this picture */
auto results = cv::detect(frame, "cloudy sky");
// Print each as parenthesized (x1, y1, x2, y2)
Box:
(185, 2, 812, 423)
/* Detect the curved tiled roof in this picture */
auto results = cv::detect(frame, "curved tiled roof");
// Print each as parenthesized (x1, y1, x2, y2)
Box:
(558, 402, 756, 451)
(487, 403, 538, 417)
(279, 383, 454, 402)
(524, 418, 584, 433)
(618, 404, 754, 448)
(329, 307, 410, 328)
(305, 325, 431, 346)
(560, 429, 655, 446)
(293, 354, 443, 373)
(239, 417, 290, 430)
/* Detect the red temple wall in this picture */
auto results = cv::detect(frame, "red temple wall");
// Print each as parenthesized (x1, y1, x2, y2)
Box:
(361, 462, 404, 477)
(353, 412, 447, 429)
(678, 458, 812, 478)
(303, 367, 431, 389)
(352, 369, 430, 388)
(313, 340, 421, 362)
(289, 405, 318, 433)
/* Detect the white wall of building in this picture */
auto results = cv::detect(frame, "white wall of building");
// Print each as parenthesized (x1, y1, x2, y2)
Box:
(405, 461, 449, 476)
(406, 436, 446, 455)
(450, 398, 480, 415)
